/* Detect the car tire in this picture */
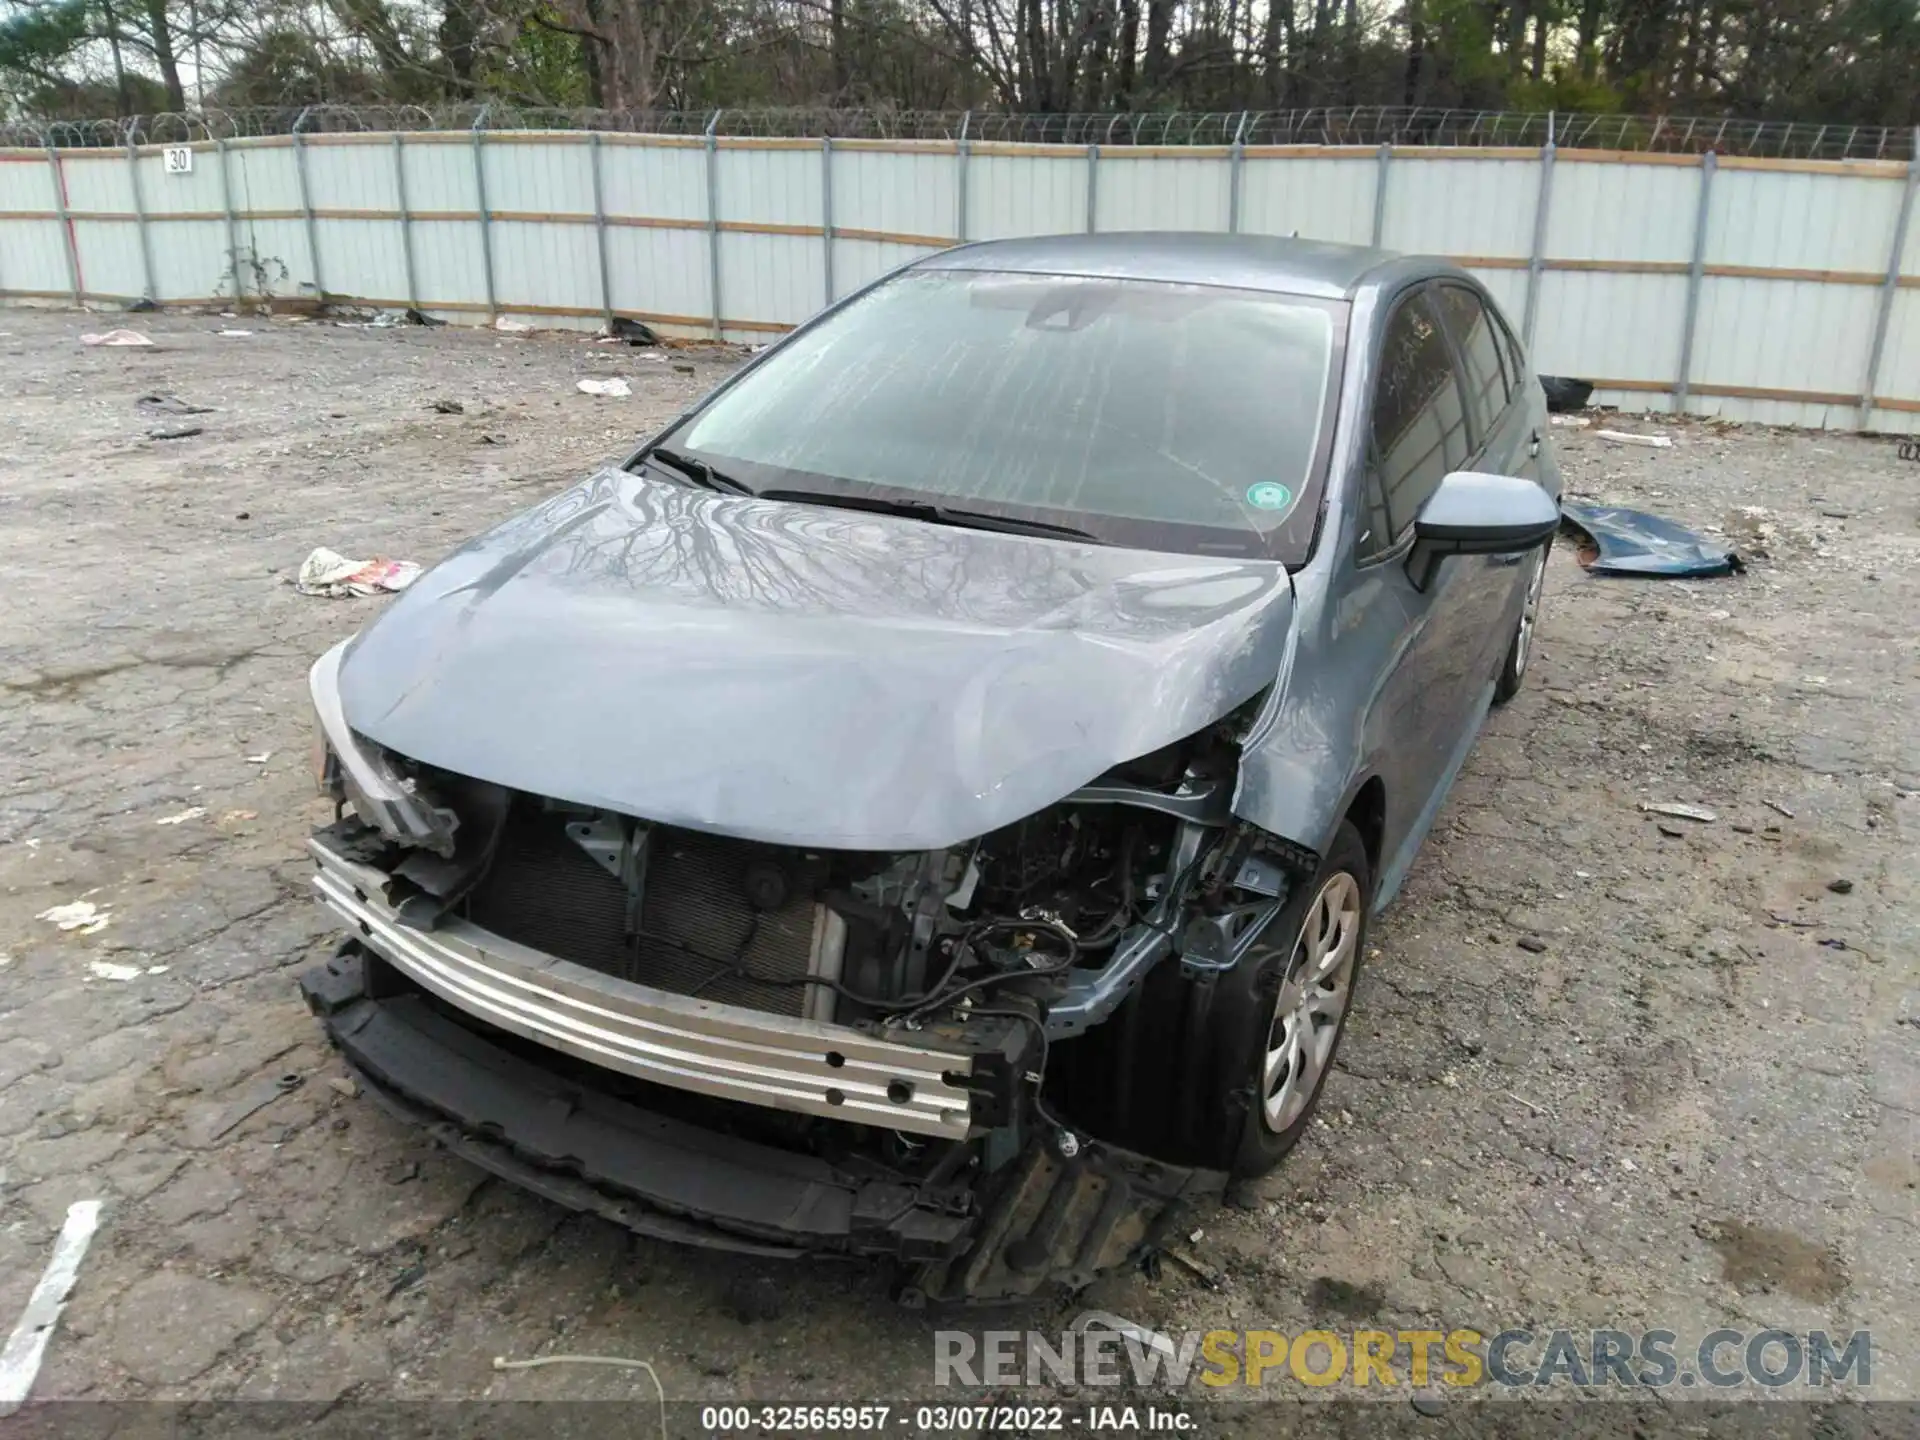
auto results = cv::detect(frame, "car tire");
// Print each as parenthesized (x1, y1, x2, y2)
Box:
(1493, 541, 1551, 705)
(1059, 822, 1370, 1177)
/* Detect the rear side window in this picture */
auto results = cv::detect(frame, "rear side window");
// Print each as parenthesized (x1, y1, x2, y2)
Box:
(1432, 284, 1509, 442)
(1359, 291, 1470, 557)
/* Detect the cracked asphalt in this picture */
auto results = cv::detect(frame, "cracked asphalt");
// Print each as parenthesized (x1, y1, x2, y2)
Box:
(0, 309, 1914, 1424)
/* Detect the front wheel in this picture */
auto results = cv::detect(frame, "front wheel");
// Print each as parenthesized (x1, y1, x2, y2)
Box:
(1060, 822, 1370, 1177)
(1493, 541, 1550, 704)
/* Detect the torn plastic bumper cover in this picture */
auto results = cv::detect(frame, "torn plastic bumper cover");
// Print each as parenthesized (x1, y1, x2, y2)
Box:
(301, 947, 1222, 1300)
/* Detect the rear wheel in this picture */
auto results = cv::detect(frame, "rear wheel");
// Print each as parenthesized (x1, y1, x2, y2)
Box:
(1494, 542, 1550, 704)
(1057, 822, 1370, 1176)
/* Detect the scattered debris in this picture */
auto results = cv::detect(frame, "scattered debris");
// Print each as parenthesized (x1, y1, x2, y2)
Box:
(607, 316, 659, 346)
(0, 1200, 103, 1415)
(217, 329, 253, 338)
(296, 547, 423, 598)
(1595, 429, 1674, 448)
(385, 1262, 427, 1298)
(1549, 415, 1590, 428)
(155, 806, 206, 825)
(147, 424, 203, 441)
(576, 377, 631, 398)
(1640, 802, 1717, 824)
(137, 392, 213, 416)
(1731, 822, 1754, 834)
(0, 952, 11, 970)
(126, 297, 159, 312)
(1657, 823, 1686, 838)
(1505, 1090, 1546, 1116)
(326, 1076, 360, 1100)
(79, 329, 153, 347)
(1070, 1312, 1179, 1360)
(1826, 878, 1854, 895)
(87, 960, 144, 982)
(245, 751, 272, 764)
(430, 399, 465, 415)
(404, 307, 445, 327)
(36, 901, 110, 935)
(1767, 911, 1818, 929)
(1516, 935, 1547, 954)
(491, 1353, 665, 1432)
(494, 316, 533, 333)
(1540, 376, 1594, 412)
(1561, 503, 1742, 578)
(672, 363, 695, 376)
(219, 809, 258, 823)
(1410, 1393, 1448, 1418)
(1164, 1245, 1223, 1289)
(206, 1072, 304, 1141)
(1764, 800, 1796, 819)
(1818, 938, 1851, 952)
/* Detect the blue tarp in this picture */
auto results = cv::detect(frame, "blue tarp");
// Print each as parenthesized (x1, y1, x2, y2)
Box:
(1559, 503, 1744, 578)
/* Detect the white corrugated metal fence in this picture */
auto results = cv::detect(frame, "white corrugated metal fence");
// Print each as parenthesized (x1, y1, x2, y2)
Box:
(3, 129, 1917, 432)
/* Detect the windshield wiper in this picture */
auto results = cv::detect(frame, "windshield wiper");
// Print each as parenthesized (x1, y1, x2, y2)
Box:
(644, 446, 755, 496)
(757, 488, 1105, 544)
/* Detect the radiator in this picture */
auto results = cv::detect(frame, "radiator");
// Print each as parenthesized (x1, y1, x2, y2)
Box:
(466, 810, 827, 1018)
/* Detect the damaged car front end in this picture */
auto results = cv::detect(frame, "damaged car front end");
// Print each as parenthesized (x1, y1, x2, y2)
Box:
(299, 236, 1561, 1301)
(301, 472, 1303, 1301)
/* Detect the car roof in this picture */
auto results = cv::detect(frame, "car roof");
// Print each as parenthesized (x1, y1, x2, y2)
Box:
(914, 232, 1411, 301)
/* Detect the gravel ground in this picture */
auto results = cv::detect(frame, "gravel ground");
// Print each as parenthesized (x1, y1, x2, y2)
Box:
(0, 309, 1914, 1429)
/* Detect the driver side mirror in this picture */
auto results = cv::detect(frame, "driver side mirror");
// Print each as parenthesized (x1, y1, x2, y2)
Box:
(1406, 471, 1560, 591)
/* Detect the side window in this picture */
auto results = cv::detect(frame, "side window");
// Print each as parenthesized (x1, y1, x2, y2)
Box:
(1432, 284, 1509, 442)
(1358, 291, 1470, 559)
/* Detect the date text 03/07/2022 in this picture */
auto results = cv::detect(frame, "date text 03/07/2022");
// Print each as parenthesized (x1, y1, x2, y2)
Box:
(699, 1404, 1195, 1432)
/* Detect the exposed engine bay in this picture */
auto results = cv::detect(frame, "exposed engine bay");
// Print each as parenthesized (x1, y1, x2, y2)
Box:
(305, 691, 1310, 1299)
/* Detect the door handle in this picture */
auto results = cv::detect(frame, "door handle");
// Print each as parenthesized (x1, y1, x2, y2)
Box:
(1528, 430, 1542, 459)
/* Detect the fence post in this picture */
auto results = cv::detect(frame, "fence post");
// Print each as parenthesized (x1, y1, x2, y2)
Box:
(955, 111, 971, 242)
(1227, 112, 1248, 234)
(45, 143, 81, 305)
(215, 138, 243, 305)
(589, 130, 614, 329)
(125, 134, 155, 304)
(705, 110, 724, 340)
(1674, 152, 1717, 414)
(292, 109, 325, 302)
(1859, 130, 1920, 428)
(1085, 144, 1100, 233)
(821, 135, 835, 305)
(393, 133, 419, 313)
(470, 109, 497, 321)
(1522, 112, 1556, 348)
(1371, 143, 1391, 247)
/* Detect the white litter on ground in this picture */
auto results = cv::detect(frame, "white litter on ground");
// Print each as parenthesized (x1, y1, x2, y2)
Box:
(36, 901, 111, 935)
(218, 329, 253, 337)
(155, 806, 206, 825)
(494, 316, 533, 333)
(1550, 415, 1591, 428)
(576, 377, 632, 398)
(87, 960, 144, 982)
(1596, 429, 1674, 448)
(296, 547, 423, 598)
(0, 1200, 103, 1415)
(79, 329, 153, 347)
(245, 751, 272, 764)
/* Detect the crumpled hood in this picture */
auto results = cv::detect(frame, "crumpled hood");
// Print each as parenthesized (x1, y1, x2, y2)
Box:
(339, 468, 1294, 850)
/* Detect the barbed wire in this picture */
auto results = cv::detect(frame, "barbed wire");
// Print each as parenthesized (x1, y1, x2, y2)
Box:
(3, 104, 1913, 159)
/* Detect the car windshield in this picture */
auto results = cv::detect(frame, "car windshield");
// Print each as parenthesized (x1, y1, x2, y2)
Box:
(669, 268, 1345, 561)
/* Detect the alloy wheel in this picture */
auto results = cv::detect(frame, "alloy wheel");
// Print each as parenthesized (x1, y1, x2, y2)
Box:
(1260, 871, 1361, 1132)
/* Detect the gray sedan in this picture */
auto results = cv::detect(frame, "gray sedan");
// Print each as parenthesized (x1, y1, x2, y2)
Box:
(301, 233, 1561, 1301)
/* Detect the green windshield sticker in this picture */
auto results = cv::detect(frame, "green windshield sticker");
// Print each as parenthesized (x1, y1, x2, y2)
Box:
(1246, 482, 1293, 512)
